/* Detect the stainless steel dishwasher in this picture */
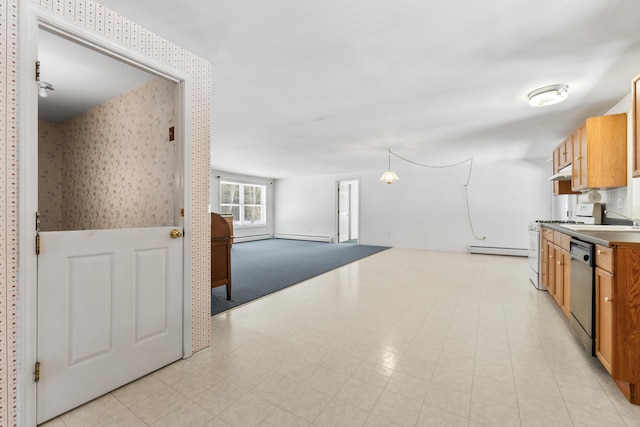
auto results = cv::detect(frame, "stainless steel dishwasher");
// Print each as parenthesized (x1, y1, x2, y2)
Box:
(569, 237, 596, 356)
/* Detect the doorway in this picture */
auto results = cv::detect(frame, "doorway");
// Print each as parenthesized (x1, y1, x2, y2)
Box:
(337, 179, 360, 243)
(24, 19, 189, 424)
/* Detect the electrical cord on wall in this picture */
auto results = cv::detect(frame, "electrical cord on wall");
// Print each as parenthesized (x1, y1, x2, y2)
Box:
(389, 150, 487, 240)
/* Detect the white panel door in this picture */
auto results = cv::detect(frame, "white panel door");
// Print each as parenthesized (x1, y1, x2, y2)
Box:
(338, 182, 351, 242)
(36, 227, 183, 423)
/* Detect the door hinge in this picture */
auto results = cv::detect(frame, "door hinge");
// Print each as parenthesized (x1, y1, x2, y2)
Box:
(35, 211, 41, 255)
(181, 208, 185, 217)
(34, 361, 41, 382)
(36, 61, 41, 81)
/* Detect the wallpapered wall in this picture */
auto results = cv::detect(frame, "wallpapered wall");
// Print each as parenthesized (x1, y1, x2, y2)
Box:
(39, 120, 64, 231)
(39, 77, 176, 231)
(0, 1, 212, 425)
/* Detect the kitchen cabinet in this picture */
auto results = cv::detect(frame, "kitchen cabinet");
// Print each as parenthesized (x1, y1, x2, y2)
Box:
(541, 228, 571, 318)
(594, 243, 640, 404)
(552, 135, 579, 196)
(595, 245, 614, 374)
(633, 72, 640, 177)
(555, 135, 573, 170)
(540, 228, 554, 291)
(571, 113, 627, 191)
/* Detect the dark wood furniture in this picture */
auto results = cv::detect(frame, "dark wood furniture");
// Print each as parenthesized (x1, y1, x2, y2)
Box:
(211, 212, 232, 300)
(220, 214, 234, 246)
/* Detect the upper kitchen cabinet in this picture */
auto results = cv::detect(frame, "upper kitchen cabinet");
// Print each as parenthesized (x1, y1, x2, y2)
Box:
(552, 135, 580, 195)
(555, 134, 573, 170)
(571, 113, 627, 191)
(633, 73, 640, 177)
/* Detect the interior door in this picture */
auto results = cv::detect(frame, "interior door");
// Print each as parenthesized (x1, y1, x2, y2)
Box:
(35, 28, 184, 424)
(338, 182, 351, 242)
(36, 227, 183, 423)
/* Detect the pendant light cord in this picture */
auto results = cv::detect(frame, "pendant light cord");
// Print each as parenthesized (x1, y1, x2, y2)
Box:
(389, 150, 486, 240)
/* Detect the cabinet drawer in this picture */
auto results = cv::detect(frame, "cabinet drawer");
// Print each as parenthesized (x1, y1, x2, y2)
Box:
(553, 231, 563, 246)
(561, 233, 571, 250)
(596, 245, 614, 272)
(541, 227, 553, 240)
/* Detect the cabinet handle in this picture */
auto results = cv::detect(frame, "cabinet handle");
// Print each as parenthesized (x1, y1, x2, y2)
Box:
(575, 156, 580, 161)
(557, 261, 561, 265)
(604, 297, 613, 303)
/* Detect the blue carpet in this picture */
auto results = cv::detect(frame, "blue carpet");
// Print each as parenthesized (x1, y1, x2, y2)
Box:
(211, 239, 389, 315)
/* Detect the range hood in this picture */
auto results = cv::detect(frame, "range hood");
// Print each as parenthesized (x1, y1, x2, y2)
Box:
(548, 164, 572, 181)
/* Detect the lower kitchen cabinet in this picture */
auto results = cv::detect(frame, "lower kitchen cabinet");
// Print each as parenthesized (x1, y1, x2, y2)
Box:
(595, 265, 614, 374)
(540, 228, 571, 319)
(596, 243, 640, 404)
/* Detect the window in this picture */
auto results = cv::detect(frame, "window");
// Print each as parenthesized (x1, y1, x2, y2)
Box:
(220, 181, 266, 226)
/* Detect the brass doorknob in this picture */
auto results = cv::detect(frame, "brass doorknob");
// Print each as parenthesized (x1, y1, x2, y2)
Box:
(604, 297, 613, 303)
(170, 229, 183, 239)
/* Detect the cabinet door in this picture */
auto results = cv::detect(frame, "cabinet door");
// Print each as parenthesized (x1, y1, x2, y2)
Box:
(562, 138, 573, 168)
(553, 245, 564, 306)
(561, 248, 571, 319)
(573, 125, 588, 190)
(546, 240, 555, 294)
(572, 128, 582, 191)
(540, 238, 548, 290)
(596, 267, 614, 375)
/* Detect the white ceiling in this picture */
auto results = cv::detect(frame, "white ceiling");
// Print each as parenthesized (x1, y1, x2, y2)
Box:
(50, 0, 640, 178)
(38, 29, 154, 123)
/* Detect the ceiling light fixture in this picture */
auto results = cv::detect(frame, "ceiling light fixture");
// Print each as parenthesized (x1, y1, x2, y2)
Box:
(38, 81, 54, 98)
(380, 148, 399, 184)
(528, 84, 568, 107)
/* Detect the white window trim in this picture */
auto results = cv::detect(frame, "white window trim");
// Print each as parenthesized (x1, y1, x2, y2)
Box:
(219, 180, 267, 227)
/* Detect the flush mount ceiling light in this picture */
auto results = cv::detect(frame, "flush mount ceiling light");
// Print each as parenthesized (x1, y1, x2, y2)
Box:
(379, 148, 399, 184)
(528, 84, 568, 107)
(38, 81, 55, 98)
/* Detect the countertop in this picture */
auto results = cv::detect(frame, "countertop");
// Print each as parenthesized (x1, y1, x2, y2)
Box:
(541, 223, 640, 247)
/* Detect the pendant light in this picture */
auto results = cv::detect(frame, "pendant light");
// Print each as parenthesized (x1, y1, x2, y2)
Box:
(379, 148, 399, 184)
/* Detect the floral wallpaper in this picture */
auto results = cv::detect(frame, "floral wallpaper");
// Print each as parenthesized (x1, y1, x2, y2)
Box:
(40, 77, 177, 231)
(1, 1, 212, 425)
(38, 120, 64, 231)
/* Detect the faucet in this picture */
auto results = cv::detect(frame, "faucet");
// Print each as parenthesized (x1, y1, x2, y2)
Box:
(604, 210, 640, 228)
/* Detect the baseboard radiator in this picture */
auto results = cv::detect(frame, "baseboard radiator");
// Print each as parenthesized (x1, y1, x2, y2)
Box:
(233, 233, 272, 243)
(275, 233, 333, 243)
(468, 246, 527, 257)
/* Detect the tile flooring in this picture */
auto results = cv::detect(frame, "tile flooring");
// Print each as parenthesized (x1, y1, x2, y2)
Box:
(41, 248, 640, 426)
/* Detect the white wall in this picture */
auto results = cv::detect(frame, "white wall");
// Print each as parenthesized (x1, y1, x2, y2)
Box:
(275, 175, 339, 241)
(210, 170, 275, 241)
(275, 158, 551, 252)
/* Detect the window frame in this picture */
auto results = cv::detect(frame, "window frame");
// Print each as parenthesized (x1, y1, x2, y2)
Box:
(219, 180, 267, 227)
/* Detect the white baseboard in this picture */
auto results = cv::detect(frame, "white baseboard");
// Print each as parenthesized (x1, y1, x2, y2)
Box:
(468, 246, 527, 257)
(275, 233, 333, 243)
(234, 234, 272, 243)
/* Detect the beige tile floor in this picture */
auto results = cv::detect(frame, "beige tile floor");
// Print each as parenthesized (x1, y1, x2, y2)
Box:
(41, 248, 640, 426)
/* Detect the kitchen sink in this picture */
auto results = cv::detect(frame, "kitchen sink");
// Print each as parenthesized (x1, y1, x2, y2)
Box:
(559, 224, 640, 232)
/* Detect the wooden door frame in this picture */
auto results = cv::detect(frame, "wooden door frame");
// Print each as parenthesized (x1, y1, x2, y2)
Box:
(17, 5, 193, 426)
